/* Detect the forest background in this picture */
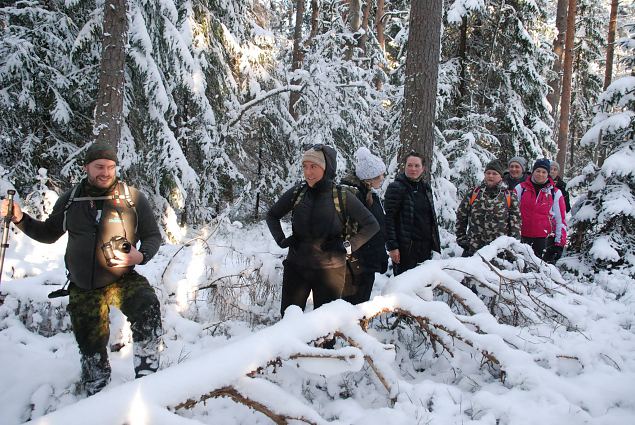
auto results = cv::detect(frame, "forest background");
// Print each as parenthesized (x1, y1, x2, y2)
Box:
(2, 1, 635, 423)
(1, 0, 634, 277)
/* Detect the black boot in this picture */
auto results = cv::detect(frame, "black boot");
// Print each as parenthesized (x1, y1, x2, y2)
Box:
(80, 351, 111, 396)
(134, 339, 159, 378)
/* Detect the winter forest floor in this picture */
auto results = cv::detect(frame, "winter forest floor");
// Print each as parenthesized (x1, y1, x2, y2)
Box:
(0, 220, 634, 425)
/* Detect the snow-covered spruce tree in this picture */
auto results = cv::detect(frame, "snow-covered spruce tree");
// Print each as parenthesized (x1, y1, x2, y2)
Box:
(440, 0, 555, 165)
(285, 1, 393, 174)
(122, 0, 255, 229)
(567, 24, 635, 277)
(0, 0, 96, 190)
(222, 0, 400, 219)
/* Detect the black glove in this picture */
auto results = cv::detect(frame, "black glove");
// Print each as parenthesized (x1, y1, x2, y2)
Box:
(544, 245, 563, 263)
(321, 237, 346, 253)
(279, 235, 297, 249)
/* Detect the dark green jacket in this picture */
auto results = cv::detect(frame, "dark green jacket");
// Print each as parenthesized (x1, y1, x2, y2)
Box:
(17, 179, 162, 289)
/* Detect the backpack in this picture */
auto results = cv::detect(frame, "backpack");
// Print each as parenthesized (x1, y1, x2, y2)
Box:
(468, 186, 512, 209)
(290, 182, 359, 240)
(62, 181, 137, 232)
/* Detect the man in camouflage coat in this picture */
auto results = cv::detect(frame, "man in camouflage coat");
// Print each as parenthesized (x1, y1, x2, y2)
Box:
(456, 160, 521, 256)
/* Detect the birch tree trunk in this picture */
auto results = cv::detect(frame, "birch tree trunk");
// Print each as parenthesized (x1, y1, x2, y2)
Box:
(399, 0, 442, 178)
(93, 0, 127, 151)
(556, 0, 577, 174)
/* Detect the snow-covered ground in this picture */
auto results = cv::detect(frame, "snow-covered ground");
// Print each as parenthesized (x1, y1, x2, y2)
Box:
(1, 221, 634, 424)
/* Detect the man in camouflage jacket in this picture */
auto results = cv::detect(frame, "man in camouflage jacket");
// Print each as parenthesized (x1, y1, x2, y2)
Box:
(456, 160, 521, 256)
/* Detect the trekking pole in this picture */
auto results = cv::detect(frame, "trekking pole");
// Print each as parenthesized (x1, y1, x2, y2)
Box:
(0, 190, 16, 285)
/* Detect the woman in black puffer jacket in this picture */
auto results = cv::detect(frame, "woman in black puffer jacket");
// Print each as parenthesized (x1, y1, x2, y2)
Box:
(266, 144, 379, 316)
(341, 147, 388, 304)
(384, 151, 440, 275)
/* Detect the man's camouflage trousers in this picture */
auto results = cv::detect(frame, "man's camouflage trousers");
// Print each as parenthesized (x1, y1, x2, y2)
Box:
(68, 270, 162, 395)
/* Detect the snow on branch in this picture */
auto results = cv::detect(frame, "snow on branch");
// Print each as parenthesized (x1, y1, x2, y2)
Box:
(29, 235, 588, 423)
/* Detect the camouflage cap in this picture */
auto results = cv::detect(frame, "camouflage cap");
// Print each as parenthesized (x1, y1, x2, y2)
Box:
(485, 159, 505, 177)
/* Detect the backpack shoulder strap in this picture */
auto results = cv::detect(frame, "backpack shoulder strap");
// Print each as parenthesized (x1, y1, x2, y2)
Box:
(121, 181, 135, 208)
(62, 183, 82, 232)
(119, 182, 138, 232)
(291, 182, 308, 211)
(468, 187, 481, 206)
(333, 184, 347, 228)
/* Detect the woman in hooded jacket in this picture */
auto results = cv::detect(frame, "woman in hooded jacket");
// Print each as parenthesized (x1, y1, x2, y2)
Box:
(340, 147, 388, 304)
(384, 151, 440, 275)
(266, 144, 379, 316)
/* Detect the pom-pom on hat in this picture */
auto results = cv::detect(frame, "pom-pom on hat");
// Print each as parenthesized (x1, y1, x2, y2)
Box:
(508, 156, 527, 172)
(532, 158, 551, 173)
(354, 147, 386, 180)
(485, 159, 505, 177)
(84, 143, 118, 165)
(302, 147, 326, 170)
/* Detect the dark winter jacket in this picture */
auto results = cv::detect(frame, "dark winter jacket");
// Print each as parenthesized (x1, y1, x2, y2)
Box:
(503, 172, 527, 190)
(384, 173, 440, 253)
(266, 146, 379, 269)
(455, 181, 521, 254)
(553, 176, 571, 213)
(17, 178, 162, 290)
(341, 175, 388, 274)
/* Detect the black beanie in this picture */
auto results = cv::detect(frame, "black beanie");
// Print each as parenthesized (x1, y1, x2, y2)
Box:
(84, 143, 118, 165)
(485, 159, 505, 177)
(532, 158, 550, 173)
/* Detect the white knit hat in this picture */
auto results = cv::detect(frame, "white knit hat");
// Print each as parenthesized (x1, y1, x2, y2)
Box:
(354, 147, 386, 180)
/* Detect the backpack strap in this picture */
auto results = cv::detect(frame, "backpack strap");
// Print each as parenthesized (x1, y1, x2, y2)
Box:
(63, 182, 138, 232)
(469, 186, 512, 208)
(291, 182, 308, 210)
(334, 184, 347, 237)
(468, 187, 481, 206)
(62, 183, 82, 232)
(121, 181, 136, 208)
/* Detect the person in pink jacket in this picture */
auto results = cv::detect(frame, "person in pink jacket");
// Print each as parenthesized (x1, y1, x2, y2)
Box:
(514, 158, 567, 259)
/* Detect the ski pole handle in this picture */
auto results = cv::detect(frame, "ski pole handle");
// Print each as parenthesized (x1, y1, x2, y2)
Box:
(3, 190, 15, 226)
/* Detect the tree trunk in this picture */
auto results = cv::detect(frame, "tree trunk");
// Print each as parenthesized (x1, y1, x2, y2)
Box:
(359, 0, 372, 53)
(93, 0, 127, 151)
(455, 15, 468, 114)
(289, 0, 306, 120)
(373, 0, 387, 90)
(310, 0, 319, 39)
(556, 0, 577, 175)
(399, 0, 442, 178)
(547, 0, 568, 121)
(376, 0, 386, 53)
(604, 0, 619, 90)
(345, 0, 361, 60)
